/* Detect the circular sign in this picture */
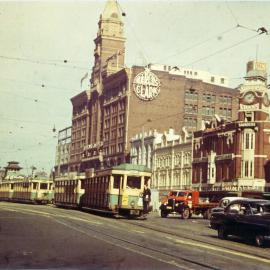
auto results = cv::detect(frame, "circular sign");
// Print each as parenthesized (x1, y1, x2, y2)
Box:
(133, 68, 161, 101)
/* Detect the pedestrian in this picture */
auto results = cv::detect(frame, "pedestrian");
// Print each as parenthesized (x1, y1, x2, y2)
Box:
(143, 184, 151, 214)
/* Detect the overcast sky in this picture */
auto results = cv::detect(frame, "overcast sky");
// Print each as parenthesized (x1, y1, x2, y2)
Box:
(0, 0, 269, 174)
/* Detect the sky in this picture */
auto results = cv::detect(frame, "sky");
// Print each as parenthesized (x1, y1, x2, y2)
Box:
(0, 0, 269, 174)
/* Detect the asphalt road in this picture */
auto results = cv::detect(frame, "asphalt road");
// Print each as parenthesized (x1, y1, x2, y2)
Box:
(0, 202, 270, 270)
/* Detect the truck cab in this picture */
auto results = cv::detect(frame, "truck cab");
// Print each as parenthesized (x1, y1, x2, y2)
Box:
(160, 190, 216, 219)
(160, 190, 198, 219)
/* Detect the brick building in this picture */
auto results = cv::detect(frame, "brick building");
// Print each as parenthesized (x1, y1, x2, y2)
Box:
(192, 61, 270, 192)
(68, 0, 239, 173)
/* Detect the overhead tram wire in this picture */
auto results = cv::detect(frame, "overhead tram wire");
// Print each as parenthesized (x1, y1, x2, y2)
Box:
(158, 25, 239, 63)
(0, 55, 88, 71)
(0, 116, 60, 127)
(0, 76, 75, 93)
(225, 0, 239, 26)
(183, 32, 263, 68)
(117, 0, 149, 65)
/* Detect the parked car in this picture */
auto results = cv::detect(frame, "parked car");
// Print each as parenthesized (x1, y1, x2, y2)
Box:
(211, 197, 248, 214)
(210, 198, 270, 247)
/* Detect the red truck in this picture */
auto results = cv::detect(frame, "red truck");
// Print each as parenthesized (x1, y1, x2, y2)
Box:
(160, 190, 219, 219)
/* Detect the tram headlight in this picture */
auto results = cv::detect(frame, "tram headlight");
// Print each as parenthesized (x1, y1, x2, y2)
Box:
(130, 201, 135, 208)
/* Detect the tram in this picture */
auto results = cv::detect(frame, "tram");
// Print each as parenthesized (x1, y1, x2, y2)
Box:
(54, 164, 152, 217)
(0, 178, 54, 204)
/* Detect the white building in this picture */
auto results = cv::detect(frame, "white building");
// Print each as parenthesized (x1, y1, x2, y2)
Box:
(130, 128, 192, 193)
(148, 63, 229, 87)
(130, 129, 162, 169)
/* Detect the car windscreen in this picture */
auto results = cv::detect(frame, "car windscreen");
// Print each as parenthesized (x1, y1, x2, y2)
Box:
(177, 192, 187, 197)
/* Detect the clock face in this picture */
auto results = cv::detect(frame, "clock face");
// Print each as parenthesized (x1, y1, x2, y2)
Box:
(263, 93, 270, 106)
(244, 92, 255, 104)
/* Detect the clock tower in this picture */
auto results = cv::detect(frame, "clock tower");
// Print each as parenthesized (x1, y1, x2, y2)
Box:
(237, 60, 270, 191)
(239, 60, 269, 122)
(91, 0, 126, 92)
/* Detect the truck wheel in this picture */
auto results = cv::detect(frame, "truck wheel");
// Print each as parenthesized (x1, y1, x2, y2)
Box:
(218, 225, 227, 240)
(161, 211, 168, 218)
(255, 234, 265, 247)
(182, 208, 190, 219)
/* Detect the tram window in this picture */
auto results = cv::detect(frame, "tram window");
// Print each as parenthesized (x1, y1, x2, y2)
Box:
(127, 176, 141, 189)
(33, 183, 37, 189)
(113, 175, 121, 189)
(40, 183, 48, 190)
(10, 184, 14, 190)
(49, 183, 53, 190)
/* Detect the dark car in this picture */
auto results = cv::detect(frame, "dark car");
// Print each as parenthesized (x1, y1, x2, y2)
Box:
(210, 198, 270, 247)
(210, 197, 248, 214)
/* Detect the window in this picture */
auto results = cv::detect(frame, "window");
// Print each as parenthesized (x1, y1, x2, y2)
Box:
(244, 130, 254, 150)
(221, 78, 225, 84)
(40, 183, 48, 190)
(118, 143, 123, 152)
(203, 94, 216, 103)
(113, 175, 121, 189)
(245, 112, 254, 122)
(118, 127, 124, 137)
(184, 104, 198, 114)
(185, 90, 198, 101)
(211, 76, 215, 82)
(33, 183, 37, 189)
(126, 176, 141, 189)
(202, 106, 215, 116)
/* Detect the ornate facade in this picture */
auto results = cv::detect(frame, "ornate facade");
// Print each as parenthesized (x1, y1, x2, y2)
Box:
(130, 128, 192, 192)
(68, 0, 239, 174)
(152, 129, 192, 192)
(192, 61, 270, 192)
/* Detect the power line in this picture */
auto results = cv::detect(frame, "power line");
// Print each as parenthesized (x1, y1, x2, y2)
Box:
(117, 1, 149, 65)
(225, 1, 239, 25)
(0, 55, 89, 71)
(0, 76, 76, 93)
(158, 25, 239, 63)
(183, 33, 262, 67)
(0, 116, 57, 127)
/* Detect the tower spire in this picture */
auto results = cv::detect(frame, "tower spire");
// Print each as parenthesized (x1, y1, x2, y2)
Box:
(91, 0, 126, 89)
(102, 0, 123, 22)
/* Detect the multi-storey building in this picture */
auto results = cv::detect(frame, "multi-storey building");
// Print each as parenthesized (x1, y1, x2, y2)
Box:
(55, 126, 72, 177)
(68, 0, 239, 173)
(130, 129, 163, 169)
(192, 60, 270, 192)
(152, 129, 192, 193)
(130, 128, 192, 193)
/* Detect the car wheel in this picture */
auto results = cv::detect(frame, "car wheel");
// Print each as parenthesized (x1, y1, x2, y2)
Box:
(182, 208, 190, 220)
(161, 210, 168, 218)
(218, 225, 227, 240)
(255, 234, 265, 247)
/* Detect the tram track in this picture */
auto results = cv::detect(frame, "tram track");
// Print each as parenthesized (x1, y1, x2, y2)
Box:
(52, 215, 223, 270)
(0, 204, 227, 270)
(121, 217, 270, 261)
(1, 203, 270, 269)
